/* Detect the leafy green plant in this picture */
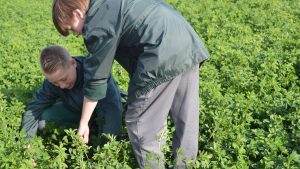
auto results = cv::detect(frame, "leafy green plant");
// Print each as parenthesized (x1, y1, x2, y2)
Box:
(0, 0, 299, 168)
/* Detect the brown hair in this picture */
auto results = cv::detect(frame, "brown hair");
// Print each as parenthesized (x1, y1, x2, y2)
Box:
(40, 45, 71, 74)
(52, 0, 89, 36)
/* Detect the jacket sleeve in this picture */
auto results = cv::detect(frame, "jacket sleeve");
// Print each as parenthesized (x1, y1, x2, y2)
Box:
(83, 1, 122, 101)
(21, 80, 59, 137)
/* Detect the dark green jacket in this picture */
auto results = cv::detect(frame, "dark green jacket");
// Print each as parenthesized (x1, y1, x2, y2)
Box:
(83, 0, 210, 102)
(21, 57, 101, 137)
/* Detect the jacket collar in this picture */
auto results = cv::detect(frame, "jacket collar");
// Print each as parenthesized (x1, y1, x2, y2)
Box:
(86, 0, 105, 17)
(83, 0, 105, 35)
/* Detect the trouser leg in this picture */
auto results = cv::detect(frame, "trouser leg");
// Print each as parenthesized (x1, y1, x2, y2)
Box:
(126, 65, 200, 169)
(97, 76, 123, 136)
(170, 65, 199, 168)
(126, 76, 182, 169)
(40, 102, 81, 129)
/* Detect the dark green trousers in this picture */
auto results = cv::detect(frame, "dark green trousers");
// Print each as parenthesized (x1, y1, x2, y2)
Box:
(40, 102, 81, 128)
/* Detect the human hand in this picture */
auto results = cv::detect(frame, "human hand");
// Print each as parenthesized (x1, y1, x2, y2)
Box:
(77, 124, 90, 143)
(23, 144, 37, 166)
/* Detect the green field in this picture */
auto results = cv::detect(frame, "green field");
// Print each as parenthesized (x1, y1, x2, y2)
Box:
(0, 0, 299, 168)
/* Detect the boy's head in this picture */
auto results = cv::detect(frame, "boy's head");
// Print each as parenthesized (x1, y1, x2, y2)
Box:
(52, 0, 89, 36)
(40, 45, 77, 89)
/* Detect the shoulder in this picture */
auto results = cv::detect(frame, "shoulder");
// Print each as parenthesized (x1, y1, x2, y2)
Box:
(83, 0, 123, 36)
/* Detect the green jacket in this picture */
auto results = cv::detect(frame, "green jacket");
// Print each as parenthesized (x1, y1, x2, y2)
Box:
(21, 57, 102, 137)
(83, 0, 210, 102)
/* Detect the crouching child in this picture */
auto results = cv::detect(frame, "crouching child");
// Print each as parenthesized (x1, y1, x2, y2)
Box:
(21, 45, 123, 140)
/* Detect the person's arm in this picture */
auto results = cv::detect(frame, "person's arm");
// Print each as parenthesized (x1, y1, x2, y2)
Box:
(78, 31, 118, 142)
(78, 1, 122, 142)
(21, 80, 59, 137)
(77, 97, 98, 143)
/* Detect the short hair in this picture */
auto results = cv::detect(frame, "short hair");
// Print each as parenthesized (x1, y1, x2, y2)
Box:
(40, 45, 71, 74)
(52, 0, 89, 36)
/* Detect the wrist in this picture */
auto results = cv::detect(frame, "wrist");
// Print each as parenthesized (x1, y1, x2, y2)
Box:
(79, 120, 89, 127)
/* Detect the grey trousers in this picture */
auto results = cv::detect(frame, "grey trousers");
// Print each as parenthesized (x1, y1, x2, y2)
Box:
(126, 65, 199, 169)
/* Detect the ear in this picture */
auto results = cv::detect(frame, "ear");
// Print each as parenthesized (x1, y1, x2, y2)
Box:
(70, 59, 77, 67)
(72, 9, 85, 20)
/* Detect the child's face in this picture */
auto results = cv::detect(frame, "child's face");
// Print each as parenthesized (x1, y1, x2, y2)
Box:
(66, 9, 85, 35)
(45, 59, 77, 90)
